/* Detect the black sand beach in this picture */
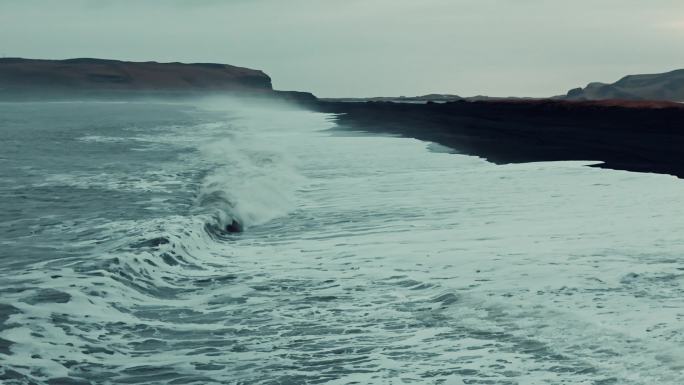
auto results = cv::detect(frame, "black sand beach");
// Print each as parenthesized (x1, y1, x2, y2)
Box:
(317, 99, 684, 178)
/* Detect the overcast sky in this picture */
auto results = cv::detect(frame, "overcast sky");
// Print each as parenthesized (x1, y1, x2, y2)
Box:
(2, 0, 684, 97)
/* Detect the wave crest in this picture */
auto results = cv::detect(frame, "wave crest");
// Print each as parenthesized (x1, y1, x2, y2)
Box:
(196, 131, 304, 231)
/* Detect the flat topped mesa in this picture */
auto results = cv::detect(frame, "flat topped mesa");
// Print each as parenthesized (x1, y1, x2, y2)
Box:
(0, 57, 275, 99)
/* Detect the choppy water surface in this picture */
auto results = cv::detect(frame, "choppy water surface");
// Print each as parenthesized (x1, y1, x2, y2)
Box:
(1, 101, 684, 384)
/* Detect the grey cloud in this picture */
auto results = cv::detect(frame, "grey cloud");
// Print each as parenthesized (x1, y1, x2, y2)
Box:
(1, 0, 684, 97)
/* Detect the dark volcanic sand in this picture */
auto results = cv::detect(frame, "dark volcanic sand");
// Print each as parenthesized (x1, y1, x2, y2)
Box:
(316, 99, 684, 178)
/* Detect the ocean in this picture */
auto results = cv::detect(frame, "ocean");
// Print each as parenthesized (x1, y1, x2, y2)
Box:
(1, 100, 684, 384)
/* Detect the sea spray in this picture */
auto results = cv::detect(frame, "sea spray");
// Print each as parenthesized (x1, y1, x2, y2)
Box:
(197, 133, 304, 230)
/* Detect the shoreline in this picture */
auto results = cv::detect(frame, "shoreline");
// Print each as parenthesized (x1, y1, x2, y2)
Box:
(315, 99, 684, 178)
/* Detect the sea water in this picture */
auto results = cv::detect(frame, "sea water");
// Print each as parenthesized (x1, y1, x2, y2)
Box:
(1, 100, 684, 384)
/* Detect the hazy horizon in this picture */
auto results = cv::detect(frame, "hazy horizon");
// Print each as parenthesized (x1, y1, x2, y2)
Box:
(2, 0, 684, 97)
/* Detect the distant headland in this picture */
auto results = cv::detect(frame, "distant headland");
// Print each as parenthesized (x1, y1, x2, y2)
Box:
(0, 57, 315, 102)
(562, 69, 684, 101)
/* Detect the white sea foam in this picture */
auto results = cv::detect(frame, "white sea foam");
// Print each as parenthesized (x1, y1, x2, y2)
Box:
(2, 100, 684, 384)
(196, 124, 305, 228)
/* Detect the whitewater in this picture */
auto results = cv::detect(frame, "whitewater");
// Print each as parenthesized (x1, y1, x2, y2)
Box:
(1, 100, 683, 384)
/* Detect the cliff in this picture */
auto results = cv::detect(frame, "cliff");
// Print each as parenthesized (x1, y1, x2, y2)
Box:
(0, 58, 314, 103)
(564, 69, 684, 101)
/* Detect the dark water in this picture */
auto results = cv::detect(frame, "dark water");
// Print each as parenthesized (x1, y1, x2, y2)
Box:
(2, 101, 684, 384)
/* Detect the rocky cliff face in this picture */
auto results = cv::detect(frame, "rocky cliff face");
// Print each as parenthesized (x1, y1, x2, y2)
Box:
(0, 58, 278, 99)
(564, 69, 684, 101)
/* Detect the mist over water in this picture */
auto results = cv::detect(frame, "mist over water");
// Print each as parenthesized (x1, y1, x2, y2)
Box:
(1, 100, 684, 384)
